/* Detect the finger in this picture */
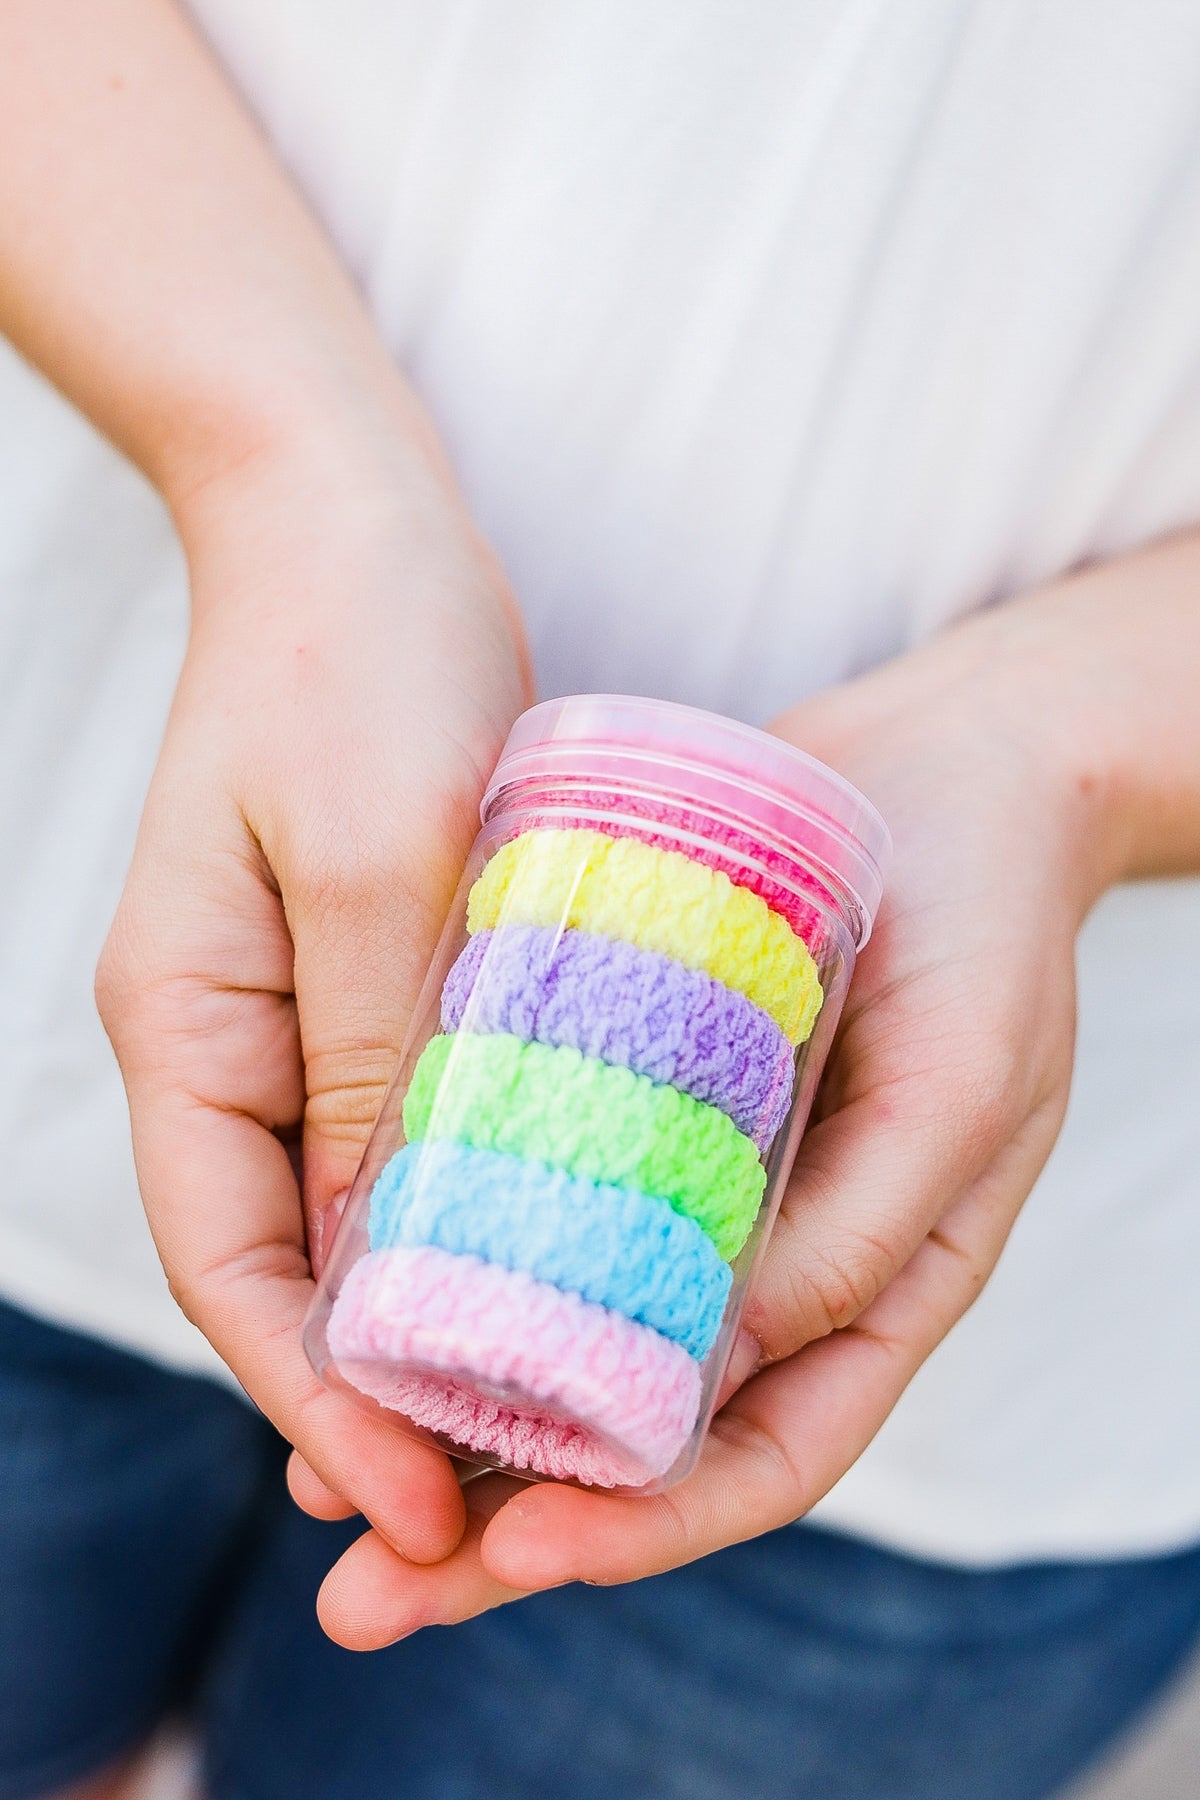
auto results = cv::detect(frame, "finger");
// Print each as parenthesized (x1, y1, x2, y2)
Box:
(97, 793, 468, 1564)
(265, 743, 489, 1232)
(743, 1053, 1066, 1366)
(482, 1163, 1017, 1592)
(715, 1329, 763, 1407)
(737, 878, 1073, 1366)
(316, 1324, 810, 1634)
(125, 1069, 466, 1561)
(318, 1474, 532, 1650)
(288, 1450, 357, 1520)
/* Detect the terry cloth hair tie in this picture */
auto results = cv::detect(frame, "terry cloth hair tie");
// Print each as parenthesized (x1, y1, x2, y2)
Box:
(442, 926, 794, 1150)
(467, 828, 823, 1045)
(368, 1140, 732, 1359)
(326, 1243, 702, 1485)
(403, 1031, 765, 1261)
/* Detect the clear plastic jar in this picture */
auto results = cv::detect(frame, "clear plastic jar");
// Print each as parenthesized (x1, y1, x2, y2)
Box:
(304, 695, 890, 1493)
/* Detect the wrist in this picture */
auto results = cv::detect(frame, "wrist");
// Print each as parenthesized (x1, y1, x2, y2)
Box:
(943, 548, 1200, 899)
(882, 541, 1200, 905)
(931, 595, 1133, 912)
(168, 396, 534, 753)
(778, 590, 1129, 925)
(161, 360, 453, 547)
(176, 400, 524, 646)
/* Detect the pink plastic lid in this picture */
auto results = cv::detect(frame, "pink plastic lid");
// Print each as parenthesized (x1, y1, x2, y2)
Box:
(482, 694, 891, 947)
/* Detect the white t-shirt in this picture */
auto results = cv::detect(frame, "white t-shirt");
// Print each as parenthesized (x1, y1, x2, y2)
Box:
(2, 0, 1199, 1565)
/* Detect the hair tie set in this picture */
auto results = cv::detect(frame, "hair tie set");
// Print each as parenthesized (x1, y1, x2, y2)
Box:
(328, 824, 823, 1485)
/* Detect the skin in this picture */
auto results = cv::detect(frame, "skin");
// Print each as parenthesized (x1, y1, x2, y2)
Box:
(2, 0, 531, 1606)
(1, 0, 1196, 1757)
(305, 541, 1200, 1644)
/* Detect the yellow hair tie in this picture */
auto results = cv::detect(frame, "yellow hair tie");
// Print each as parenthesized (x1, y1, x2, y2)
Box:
(467, 828, 822, 1044)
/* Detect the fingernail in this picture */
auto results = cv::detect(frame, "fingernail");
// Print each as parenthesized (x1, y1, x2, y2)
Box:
(720, 1329, 763, 1402)
(307, 1187, 350, 1277)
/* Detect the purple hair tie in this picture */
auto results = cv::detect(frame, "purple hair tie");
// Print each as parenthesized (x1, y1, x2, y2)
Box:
(442, 925, 794, 1151)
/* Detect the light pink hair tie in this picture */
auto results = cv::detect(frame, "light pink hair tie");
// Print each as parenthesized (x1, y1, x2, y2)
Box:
(326, 1244, 703, 1487)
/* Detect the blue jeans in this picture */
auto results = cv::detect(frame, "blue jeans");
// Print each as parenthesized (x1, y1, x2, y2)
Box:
(2, 1296, 1198, 1800)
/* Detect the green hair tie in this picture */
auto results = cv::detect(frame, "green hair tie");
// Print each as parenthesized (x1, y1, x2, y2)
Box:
(467, 828, 822, 1044)
(403, 1032, 765, 1261)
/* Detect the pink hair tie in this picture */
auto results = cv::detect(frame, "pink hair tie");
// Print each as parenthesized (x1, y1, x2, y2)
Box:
(326, 1244, 702, 1487)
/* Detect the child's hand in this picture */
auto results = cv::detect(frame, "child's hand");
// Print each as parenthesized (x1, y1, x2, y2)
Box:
(96, 429, 530, 1566)
(304, 538, 1200, 1644)
(0, 0, 544, 1578)
(453, 623, 1089, 1593)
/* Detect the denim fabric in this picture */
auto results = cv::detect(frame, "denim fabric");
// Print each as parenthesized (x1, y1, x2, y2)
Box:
(0, 1298, 278, 1800)
(2, 1295, 1198, 1800)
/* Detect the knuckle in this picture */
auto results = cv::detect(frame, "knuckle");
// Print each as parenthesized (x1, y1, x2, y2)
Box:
(812, 1238, 887, 1330)
(94, 927, 146, 1039)
(168, 1237, 310, 1337)
(304, 1043, 398, 1141)
(926, 1225, 991, 1296)
(279, 779, 474, 943)
(290, 843, 400, 919)
(165, 1266, 204, 1329)
(776, 1237, 886, 1343)
(93, 949, 124, 1028)
(706, 1410, 808, 1516)
(284, 814, 439, 934)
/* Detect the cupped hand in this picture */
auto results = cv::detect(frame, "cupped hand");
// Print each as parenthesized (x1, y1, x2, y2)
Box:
(309, 591, 1116, 1644)
(96, 427, 530, 1566)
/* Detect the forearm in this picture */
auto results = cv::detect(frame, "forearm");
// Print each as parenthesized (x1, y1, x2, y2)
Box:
(781, 530, 1200, 908)
(0, 0, 438, 516)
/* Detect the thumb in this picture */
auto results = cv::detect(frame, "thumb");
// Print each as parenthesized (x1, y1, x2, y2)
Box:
(274, 787, 478, 1260)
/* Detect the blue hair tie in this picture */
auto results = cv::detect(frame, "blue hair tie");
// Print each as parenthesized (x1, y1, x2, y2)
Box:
(368, 1139, 732, 1360)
